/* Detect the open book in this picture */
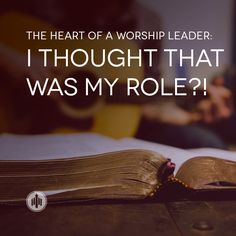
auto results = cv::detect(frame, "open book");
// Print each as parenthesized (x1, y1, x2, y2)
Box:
(0, 133, 235, 203)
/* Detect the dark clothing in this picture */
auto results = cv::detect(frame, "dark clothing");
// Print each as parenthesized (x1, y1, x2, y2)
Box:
(136, 119, 225, 149)
(136, 114, 236, 149)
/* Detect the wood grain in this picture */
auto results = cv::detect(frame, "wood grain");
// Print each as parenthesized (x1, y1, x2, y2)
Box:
(0, 202, 180, 236)
(166, 201, 236, 236)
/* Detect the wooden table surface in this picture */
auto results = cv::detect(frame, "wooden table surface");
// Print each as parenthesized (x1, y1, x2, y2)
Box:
(1, 201, 236, 236)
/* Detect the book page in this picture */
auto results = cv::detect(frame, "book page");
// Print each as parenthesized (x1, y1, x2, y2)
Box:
(120, 138, 195, 174)
(1, 133, 235, 174)
(120, 138, 236, 173)
(0, 133, 125, 160)
(189, 148, 236, 162)
(0, 133, 195, 174)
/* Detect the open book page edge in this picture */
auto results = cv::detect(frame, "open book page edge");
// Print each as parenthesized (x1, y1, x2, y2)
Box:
(1, 133, 235, 175)
(120, 138, 236, 174)
(119, 138, 195, 174)
(188, 148, 236, 162)
(0, 133, 127, 160)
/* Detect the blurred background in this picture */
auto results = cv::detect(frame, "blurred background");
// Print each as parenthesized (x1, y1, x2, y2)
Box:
(0, 0, 236, 150)
(147, 0, 233, 82)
